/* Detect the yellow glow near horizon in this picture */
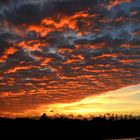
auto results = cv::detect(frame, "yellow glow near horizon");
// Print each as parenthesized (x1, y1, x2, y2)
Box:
(36, 84, 140, 117)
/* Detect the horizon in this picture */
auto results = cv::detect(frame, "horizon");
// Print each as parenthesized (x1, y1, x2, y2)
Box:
(0, 83, 140, 118)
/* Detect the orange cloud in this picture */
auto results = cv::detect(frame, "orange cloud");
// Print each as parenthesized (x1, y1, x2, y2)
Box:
(63, 54, 84, 64)
(107, 0, 131, 10)
(0, 47, 17, 63)
(41, 58, 54, 66)
(17, 40, 48, 51)
(26, 24, 54, 37)
(75, 43, 107, 49)
(5, 65, 37, 74)
(41, 11, 91, 31)
(22, 11, 96, 38)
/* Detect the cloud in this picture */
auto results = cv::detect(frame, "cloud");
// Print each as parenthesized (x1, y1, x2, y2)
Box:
(0, 0, 140, 116)
(0, 0, 10, 4)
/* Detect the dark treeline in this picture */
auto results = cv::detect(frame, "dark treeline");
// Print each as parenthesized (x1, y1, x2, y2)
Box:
(0, 114, 140, 139)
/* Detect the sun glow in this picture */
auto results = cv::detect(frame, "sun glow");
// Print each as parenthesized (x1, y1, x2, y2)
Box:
(38, 84, 140, 118)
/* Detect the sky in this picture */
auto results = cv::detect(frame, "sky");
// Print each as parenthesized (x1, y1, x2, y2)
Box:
(0, 0, 140, 118)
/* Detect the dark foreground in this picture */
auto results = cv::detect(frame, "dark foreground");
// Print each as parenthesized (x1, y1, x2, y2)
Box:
(0, 115, 140, 139)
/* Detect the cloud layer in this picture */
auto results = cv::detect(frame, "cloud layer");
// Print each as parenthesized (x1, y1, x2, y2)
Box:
(0, 0, 140, 115)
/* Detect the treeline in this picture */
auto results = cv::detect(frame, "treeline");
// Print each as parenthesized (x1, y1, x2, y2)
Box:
(40, 113, 140, 120)
(0, 114, 140, 139)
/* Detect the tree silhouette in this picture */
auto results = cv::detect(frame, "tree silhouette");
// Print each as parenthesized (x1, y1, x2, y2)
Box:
(40, 113, 47, 120)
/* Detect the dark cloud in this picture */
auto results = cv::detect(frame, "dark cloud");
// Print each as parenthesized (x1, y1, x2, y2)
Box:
(5, 4, 42, 25)
(0, 0, 10, 4)
(0, 34, 11, 54)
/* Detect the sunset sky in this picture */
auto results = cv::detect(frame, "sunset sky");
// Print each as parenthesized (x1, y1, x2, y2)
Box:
(0, 0, 140, 118)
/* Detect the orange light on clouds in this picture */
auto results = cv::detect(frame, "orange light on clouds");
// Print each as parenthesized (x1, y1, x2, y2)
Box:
(0, 47, 17, 63)
(0, 0, 139, 119)
(107, 0, 131, 10)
